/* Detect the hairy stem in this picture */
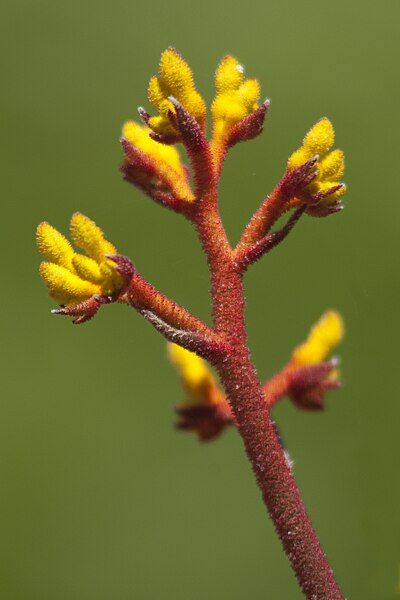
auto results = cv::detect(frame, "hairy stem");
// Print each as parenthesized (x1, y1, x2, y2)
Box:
(195, 189, 344, 600)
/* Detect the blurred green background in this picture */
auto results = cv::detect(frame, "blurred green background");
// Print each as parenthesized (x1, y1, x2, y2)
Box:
(2, 0, 399, 598)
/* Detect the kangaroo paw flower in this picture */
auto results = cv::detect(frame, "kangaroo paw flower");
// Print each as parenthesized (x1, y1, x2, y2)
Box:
(211, 55, 263, 163)
(37, 214, 124, 323)
(288, 311, 344, 410)
(121, 121, 194, 203)
(168, 343, 234, 441)
(287, 117, 346, 215)
(145, 47, 206, 140)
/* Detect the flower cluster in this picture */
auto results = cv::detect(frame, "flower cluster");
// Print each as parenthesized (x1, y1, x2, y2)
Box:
(37, 213, 123, 323)
(287, 117, 346, 215)
(37, 47, 347, 435)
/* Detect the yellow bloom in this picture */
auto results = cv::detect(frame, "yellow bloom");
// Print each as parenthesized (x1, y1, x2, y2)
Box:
(147, 47, 206, 136)
(292, 310, 344, 366)
(211, 55, 261, 154)
(37, 213, 122, 306)
(287, 118, 346, 202)
(121, 121, 194, 202)
(168, 343, 221, 406)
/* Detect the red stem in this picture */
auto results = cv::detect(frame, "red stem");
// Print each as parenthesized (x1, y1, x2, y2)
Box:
(194, 188, 344, 599)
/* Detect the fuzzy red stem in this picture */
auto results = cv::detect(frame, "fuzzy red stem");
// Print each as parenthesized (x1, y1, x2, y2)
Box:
(235, 206, 306, 271)
(237, 157, 318, 250)
(126, 271, 228, 360)
(195, 186, 344, 599)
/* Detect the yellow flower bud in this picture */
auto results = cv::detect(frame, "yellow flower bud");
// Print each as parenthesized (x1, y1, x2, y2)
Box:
(292, 310, 344, 366)
(146, 48, 206, 137)
(319, 149, 345, 180)
(122, 121, 194, 202)
(36, 222, 74, 269)
(287, 118, 346, 204)
(215, 55, 244, 94)
(168, 343, 218, 406)
(303, 117, 335, 155)
(70, 213, 116, 264)
(72, 254, 103, 283)
(211, 55, 261, 158)
(40, 262, 100, 301)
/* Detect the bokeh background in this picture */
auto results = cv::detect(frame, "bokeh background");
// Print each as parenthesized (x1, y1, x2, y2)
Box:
(2, 1, 399, 598)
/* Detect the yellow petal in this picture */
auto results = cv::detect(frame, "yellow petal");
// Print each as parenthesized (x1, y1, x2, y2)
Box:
(287, 147, 313, 171)
(238, 78, 260, 111)
(39, 262, 100, 302)
(72, 254, 103, 283)
(168, 343, 215, 403)
(319, 149, 345, 181)
(147, 76, 165, 112)
(292, 310, 344, 366)
(212, 94, 248, 124)
(147, 48, 206, 136)
(69, 212, 117, 263)
(158, 47, 195, 99)
(303, 117, 335, 155)
(36, 222, 74, 269)
(215, 55, 244, 93)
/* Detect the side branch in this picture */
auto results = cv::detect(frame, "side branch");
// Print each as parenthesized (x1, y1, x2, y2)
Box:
(127, 269, 229, 361)
(177, 356, 339, 441)
(235, 206, 305, 271)
(236, 156, 318, 250)
(139, 309, 226, 360)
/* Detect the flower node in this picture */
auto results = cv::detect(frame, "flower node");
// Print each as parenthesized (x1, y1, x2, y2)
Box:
(287, 117, 346, 213)
(37, 213, 123, 318)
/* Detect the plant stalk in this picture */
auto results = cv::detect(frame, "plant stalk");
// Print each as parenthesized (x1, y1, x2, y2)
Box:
(195, 190, 344, 600)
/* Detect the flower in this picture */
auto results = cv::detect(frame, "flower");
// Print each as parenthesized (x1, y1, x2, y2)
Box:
(168, 343, 233, 440)
(121, 121, 194, 202)
(37, 213, 122, 307)
(292, 310, 344, 366)
(168, 342, 221, 405)
(287, 310, 344, 410)
(211, 55, 261, 155)
(146, 47, 206, 137)
(287, 117, 346, 206)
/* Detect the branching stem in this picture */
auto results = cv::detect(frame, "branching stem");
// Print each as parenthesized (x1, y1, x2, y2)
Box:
(193, 183, 344, 599)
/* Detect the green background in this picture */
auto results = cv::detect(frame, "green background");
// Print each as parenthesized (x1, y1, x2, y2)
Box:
(2, 1, 399, 598)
